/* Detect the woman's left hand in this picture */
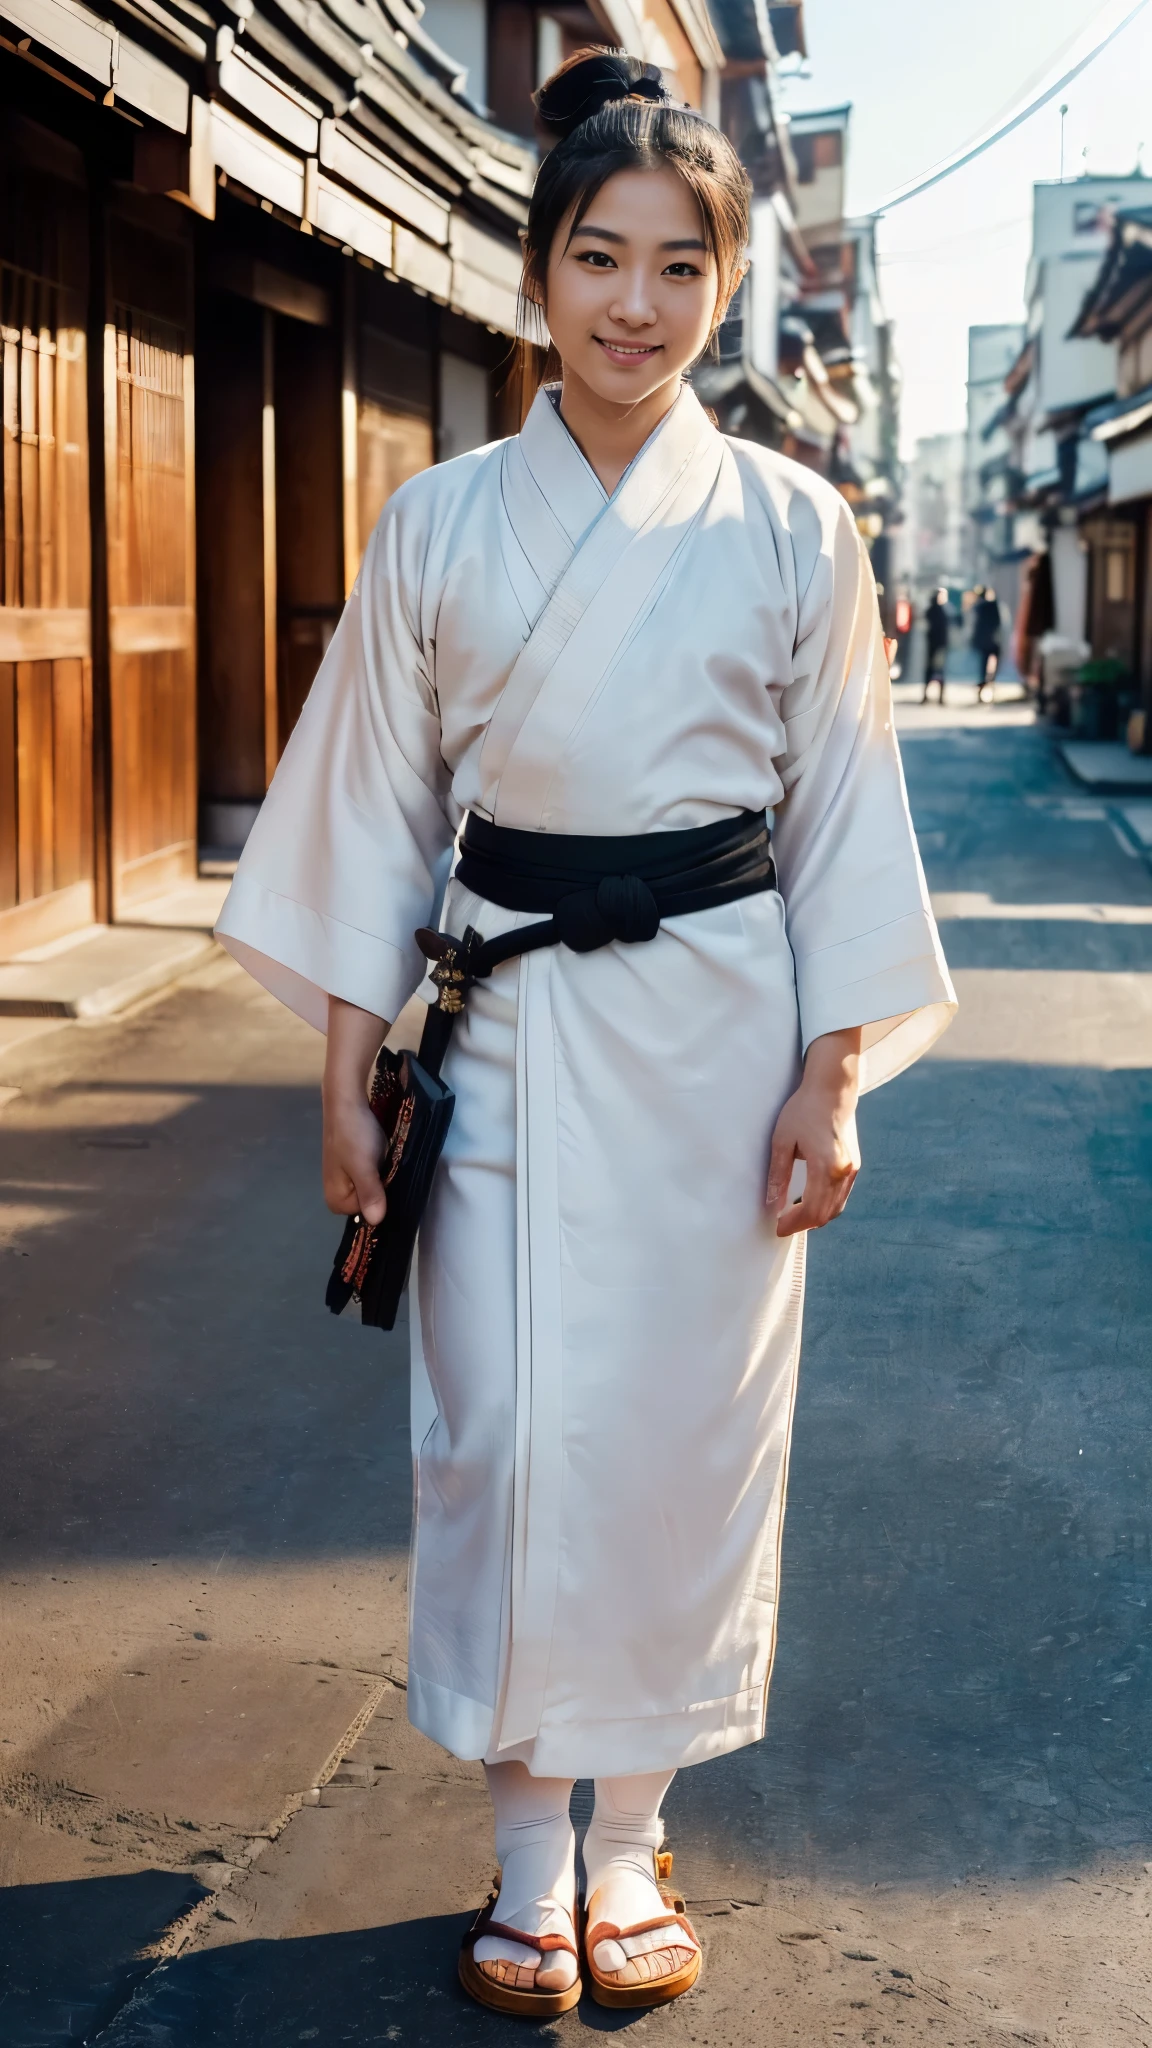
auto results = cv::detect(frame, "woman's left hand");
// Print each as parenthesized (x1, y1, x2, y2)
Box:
(766, 1026, 862, 1237)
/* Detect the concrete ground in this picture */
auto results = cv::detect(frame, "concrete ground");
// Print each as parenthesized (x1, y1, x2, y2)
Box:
(3, 687, 1152, 2046)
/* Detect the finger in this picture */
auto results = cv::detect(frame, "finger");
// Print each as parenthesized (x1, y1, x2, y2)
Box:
(323, 1166, 360, 1216)
(776, 1163, 826, 1237)
(783, 1156, 846, 1235)
(764, 1130, 796, 1212)
(355, 1165, 388, 1227)
(825, 1163, 858, 1221)
(784, 1162, 858, 1235)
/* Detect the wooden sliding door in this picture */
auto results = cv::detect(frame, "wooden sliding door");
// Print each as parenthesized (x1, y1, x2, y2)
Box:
(357, 322, 434, 545)
(275, 310, 343, 748)
(0, 117, 92, 954)
(195, 288, 266, 845)
(105, 204, 196, 914)
(197, 265, 343, 831)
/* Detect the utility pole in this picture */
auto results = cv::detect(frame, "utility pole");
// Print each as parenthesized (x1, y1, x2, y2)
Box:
(1059, 102, 1068, 180)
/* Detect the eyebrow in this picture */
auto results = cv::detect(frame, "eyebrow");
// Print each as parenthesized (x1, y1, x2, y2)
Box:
(570, 225, 707, 250)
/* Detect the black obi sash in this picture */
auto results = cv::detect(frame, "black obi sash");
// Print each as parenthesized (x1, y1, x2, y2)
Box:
(453, 808, 776, 958)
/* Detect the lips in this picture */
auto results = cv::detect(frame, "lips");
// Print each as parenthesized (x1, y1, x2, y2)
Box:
(594, 338, 662, 363)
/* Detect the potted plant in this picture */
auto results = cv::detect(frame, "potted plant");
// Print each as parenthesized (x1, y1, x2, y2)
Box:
(1069, 657, 1132, 741)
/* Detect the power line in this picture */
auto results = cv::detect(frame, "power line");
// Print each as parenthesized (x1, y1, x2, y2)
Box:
(970, 3, 1112, 145)
(871, 0, 1151, 214)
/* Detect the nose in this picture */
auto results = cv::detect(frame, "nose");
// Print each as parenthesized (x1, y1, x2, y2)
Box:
(606, 273, 658, 329)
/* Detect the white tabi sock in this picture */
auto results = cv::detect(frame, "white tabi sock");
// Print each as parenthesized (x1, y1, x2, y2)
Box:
(473, 1762, 578, 1991)
(583, 1769, 698, 1976)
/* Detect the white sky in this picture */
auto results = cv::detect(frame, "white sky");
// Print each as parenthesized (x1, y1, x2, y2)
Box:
(778, 0, 1152, 454)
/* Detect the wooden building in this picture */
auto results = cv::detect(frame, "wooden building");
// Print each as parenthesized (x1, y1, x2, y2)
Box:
(994, 176, 1151, 674)
(0, 0, 535, 949)
(0, 0, 747, 952)
(1072, 206, 1152, 732)
(693, 25, 903, 617)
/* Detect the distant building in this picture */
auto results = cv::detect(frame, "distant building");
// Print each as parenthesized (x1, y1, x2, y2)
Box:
(838, 213, 901, 600)
(1071, 203, 1152, 731)
(906, 432, 967, 591)
(694, 0, 808, 448)
(778, 104, 863, 470)
(965, 323, 1025, 589)
(999, 174, 1150, 648)
(697, 89, 902, 613)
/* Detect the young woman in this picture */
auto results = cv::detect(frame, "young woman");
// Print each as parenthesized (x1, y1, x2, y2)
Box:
(217, 49, 955, 2018)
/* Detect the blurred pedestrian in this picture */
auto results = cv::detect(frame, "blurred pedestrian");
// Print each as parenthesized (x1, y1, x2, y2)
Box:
(923, 587, 950, 705)
(971, 586, 1002, 703)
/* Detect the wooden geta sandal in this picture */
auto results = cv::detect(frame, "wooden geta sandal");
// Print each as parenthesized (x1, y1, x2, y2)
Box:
(459, 1881, 583, 2018)
(584, 1849, 701, 2010)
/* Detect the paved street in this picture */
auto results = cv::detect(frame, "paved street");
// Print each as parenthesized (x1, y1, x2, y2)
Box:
(3, 691, 1152, 2047)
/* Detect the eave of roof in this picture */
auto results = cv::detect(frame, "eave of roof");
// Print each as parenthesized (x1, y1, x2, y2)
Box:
(1069, 205, 1152, 339)
(1087, 378, 1152, 442)
(1040, 390, 1117, 435)
(231, 0, 537, 189)
(1003, 337, 1035, 396)
(981, 396, 1015, 441)
(767, 1, 805, 58)
(694, 356, 800, 427)
(785, 100, 849, 134)
(710, 0, 777, 63)
(1, 0, 535, 327)
(1015, 465, 1060, 506)
(241, 0, 536, 221)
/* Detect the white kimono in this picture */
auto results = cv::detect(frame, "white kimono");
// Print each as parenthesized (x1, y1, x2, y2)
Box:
(217, 385, 955, 1780)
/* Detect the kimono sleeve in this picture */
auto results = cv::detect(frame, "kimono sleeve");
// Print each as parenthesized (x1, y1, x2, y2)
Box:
(215, 494, 459, 1032)
(771, 490, 956, 1093)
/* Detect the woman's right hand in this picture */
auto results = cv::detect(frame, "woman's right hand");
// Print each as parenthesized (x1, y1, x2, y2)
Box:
(322, 995, 391, 1224)
(322, 1096, 387, 1224)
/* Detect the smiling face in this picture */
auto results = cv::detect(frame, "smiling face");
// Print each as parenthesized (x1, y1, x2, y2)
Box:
(541, 165, 723, 408)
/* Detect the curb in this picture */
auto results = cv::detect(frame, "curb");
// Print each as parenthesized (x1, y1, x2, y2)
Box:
(0, 932, 219, 1020)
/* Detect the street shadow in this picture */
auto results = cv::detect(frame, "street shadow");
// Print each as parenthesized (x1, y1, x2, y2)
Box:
(0, 1076, 414, 1565)
(84, 1914, 647, 2045)
(0, 1870, 207, 2047)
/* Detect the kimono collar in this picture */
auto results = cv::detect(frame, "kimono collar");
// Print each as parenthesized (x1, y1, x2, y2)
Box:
(516, 381, 719, 547)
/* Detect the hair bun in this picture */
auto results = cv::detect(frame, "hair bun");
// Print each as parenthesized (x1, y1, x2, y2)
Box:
(533, 47, 670, 143)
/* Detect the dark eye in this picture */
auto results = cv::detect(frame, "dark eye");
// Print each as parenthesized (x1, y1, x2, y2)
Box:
(576, 250, 617, 268)
(664, 261, 702, 277)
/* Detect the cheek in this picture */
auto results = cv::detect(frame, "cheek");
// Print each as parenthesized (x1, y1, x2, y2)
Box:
(546, 266, 614, 354)
(667, 286, 718, 346)
(543, 268, 587, 344)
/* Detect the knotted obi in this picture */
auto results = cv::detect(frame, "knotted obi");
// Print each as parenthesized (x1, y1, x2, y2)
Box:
(454, 810, 777, 958)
